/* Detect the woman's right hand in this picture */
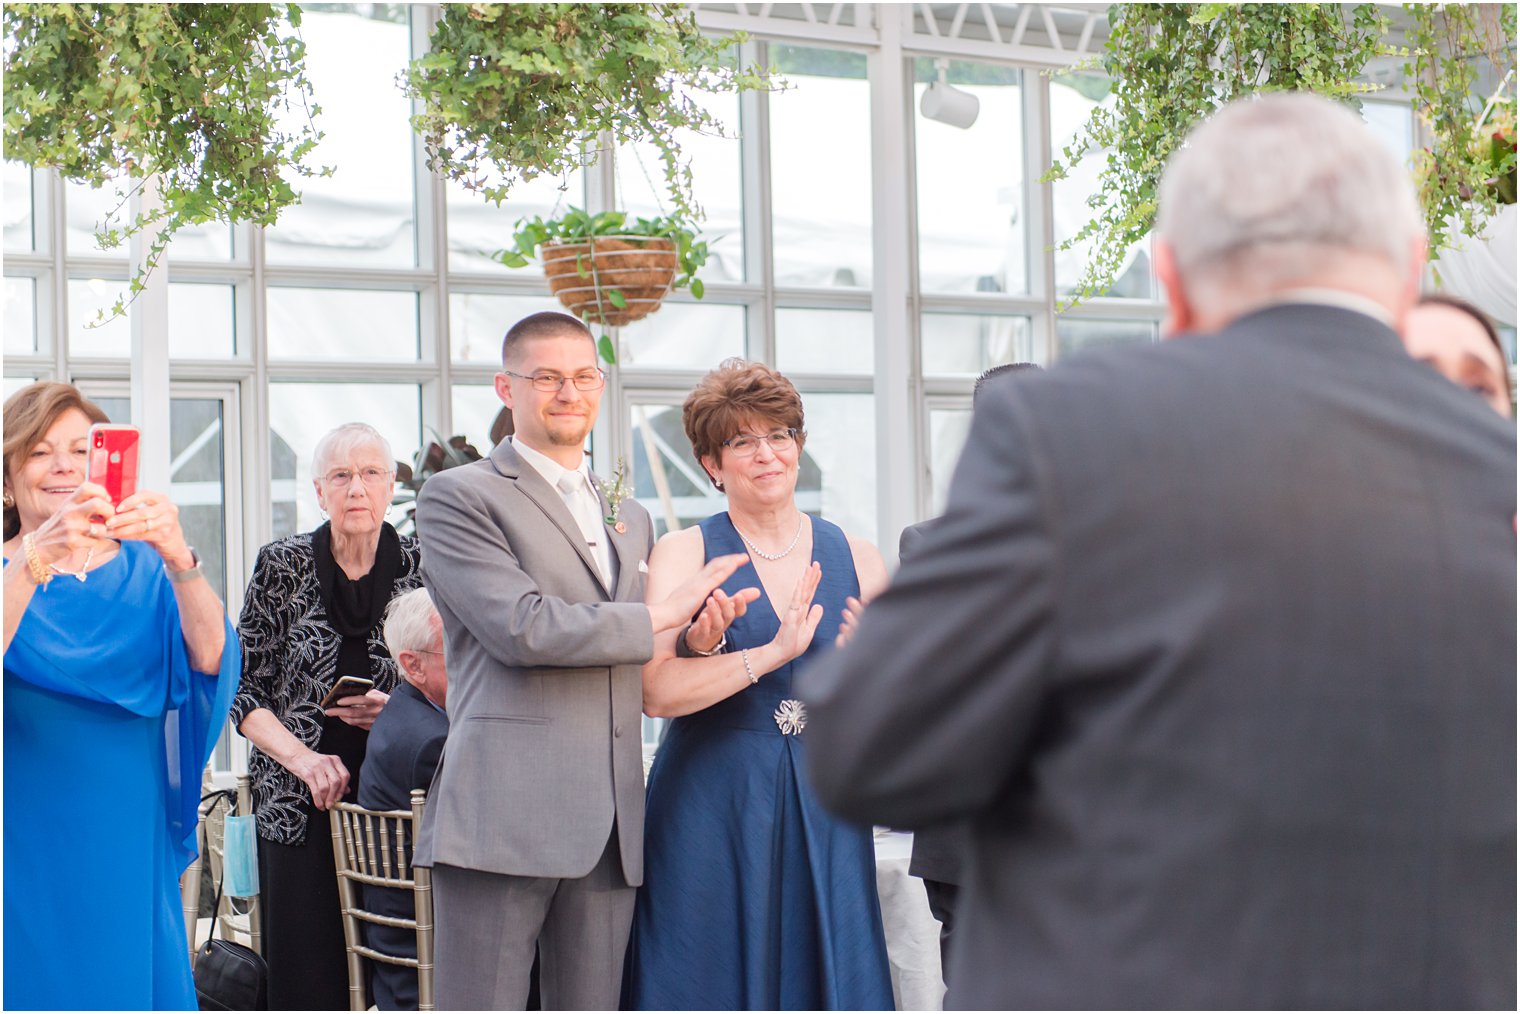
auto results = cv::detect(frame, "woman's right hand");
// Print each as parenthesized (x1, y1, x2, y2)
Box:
(25, 481, 116, 569)
(287, 749, 350, 810)
(767, 561, 824, 666)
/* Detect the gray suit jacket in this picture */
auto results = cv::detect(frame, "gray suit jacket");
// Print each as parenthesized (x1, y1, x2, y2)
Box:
(803, 305, 1516, 1009)
(413, 439, 654, 885)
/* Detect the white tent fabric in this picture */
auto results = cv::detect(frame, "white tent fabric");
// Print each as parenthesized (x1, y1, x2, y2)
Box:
(1428, 204, 1518, 326)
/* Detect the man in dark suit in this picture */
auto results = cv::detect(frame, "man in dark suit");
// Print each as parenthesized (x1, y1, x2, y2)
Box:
(803, 93, 1515, 1009)
(358, 587, 451, 1010)
(901, 361, 1040, 977)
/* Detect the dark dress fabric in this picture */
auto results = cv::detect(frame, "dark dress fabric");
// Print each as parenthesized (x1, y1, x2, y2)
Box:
(259, 525, 403, 1011)
(3, 541, 238, 1011)
(627, 513, 894, 1011)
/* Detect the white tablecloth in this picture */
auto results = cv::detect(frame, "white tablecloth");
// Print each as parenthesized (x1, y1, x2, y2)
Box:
(874, 831, 946, 1011)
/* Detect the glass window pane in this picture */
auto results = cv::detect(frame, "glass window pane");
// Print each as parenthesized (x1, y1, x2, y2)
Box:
(169, 283, 236, 359)
(616, 87, 744, 284)
(68, 277, 131, 357)
(1050, 73, 1152, 299)
(922, 313, 1037, 375)
(267, 287, 419, 361)
(1056, 317, 1157, 359)
(268, 382, 421, 538)
(5, 277, 36, 354)
(449, 292, 567, 364)
(170, 397, 229, 604)
(451, 384, 510, 457)
(914, 60, 1026, 294)
(4, 376, 37, 399)
(1363, 100, 1414, 167)
(65, 178, 233, 261)
(621, 302, 745, 370)
(770, 47, 872, 288)
(928, 406, 972, 516)
(65, 179, 130, 260)
(447, 172, 584, 274)
(264, 7, 416, 268)
(798, 392, 876, 543)
(5, 161, 34, 251)
(775, 308, 873, 374)
(629, 402, 721, 538)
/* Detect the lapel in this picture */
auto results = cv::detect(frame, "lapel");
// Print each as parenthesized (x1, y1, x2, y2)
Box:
(593, 481, 640, 602)
(491, 439, 609, 599)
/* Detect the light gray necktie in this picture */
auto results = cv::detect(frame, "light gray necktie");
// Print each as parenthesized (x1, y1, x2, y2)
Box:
(556, 470, 612, 588)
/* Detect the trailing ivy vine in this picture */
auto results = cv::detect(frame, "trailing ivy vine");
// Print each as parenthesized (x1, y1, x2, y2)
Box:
(1407, 2, 1517, 254)
(3, 3, 328, 318)
(404, 3, 772, 227)
(1046, 2, 1519, 304)
(1044, 3, 1389, 305)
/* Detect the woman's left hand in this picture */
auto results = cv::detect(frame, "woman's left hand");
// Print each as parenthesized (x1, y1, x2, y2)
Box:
(325, 688, 391, 730)
(107, 490, 196, 571)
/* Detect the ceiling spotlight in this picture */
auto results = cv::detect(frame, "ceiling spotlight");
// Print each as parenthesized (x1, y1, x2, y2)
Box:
(920, 58, 979, 129)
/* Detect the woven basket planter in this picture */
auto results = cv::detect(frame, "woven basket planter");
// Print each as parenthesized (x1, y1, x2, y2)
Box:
(542, 235, 677, 327)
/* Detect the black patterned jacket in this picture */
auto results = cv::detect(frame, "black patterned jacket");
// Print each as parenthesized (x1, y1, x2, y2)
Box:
(232, 530, 424, 844)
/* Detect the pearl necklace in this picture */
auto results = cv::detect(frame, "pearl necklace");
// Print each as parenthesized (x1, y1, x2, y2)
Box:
(735, 514, 806, 561)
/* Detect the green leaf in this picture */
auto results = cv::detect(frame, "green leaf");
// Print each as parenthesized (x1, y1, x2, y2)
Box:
(597, 334, 617, 364)
(606, 288, 627, 308)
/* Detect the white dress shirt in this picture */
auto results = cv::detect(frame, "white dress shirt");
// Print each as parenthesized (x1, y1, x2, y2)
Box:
(512, 439, 614, 589)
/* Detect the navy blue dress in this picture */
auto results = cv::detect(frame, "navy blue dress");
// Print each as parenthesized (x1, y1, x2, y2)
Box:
(628, 514, 894, 1010)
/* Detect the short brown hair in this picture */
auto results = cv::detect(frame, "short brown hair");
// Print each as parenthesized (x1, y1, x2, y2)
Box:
(683, 359, 805, 486)
(501, 310, 592, 366)
(3, 381, 110, 540)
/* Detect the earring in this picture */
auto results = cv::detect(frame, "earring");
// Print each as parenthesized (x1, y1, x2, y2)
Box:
(2, 491, 13, 509)
(712, 476, 725, 492)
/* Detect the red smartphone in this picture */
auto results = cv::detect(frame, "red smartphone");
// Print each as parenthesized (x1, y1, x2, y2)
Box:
(86, 423, 141, 508)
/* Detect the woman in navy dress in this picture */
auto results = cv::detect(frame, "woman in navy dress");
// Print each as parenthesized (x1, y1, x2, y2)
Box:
(628, 359, 894, 1010)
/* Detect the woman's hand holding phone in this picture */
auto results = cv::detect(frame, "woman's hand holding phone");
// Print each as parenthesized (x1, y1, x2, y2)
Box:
(107, 490, 195, 571)
(325, 688, 390, 731)
(26, 482, 118, 571)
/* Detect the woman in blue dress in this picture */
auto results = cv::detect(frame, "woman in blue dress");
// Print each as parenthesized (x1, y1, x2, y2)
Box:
(2, 382, 239, 1011)
(628, 359, 894, 1010)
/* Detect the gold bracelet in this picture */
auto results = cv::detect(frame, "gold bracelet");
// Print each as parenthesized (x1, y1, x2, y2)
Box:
(21, 534, 51, 588)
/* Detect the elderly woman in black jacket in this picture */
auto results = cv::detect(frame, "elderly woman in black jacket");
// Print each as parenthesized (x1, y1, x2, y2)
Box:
(233, 422, 423, 1010)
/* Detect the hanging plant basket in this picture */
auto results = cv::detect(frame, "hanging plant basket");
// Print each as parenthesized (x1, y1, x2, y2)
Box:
(543, 235, 678, 327)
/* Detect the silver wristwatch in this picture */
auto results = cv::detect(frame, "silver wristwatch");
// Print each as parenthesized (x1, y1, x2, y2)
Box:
(168, 546, 204, 584)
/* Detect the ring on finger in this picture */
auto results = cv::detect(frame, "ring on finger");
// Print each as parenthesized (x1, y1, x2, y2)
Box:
(145, 514, 154, 531)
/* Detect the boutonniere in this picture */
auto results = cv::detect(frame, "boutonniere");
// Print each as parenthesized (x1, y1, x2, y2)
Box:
(594, 457, 632, 534)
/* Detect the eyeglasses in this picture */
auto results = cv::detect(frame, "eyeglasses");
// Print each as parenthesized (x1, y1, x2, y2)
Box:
(323, 466, 394, 488)
(501, 368, 607, 393)
(722, 428, 799, 457)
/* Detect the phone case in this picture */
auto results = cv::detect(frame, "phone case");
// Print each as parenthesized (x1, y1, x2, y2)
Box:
(86, 424, 141, 507)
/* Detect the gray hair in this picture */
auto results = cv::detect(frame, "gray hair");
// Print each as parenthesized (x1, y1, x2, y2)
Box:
(383, 587, 439, 660)
(312, 422, 394, 478)
(1156, 93, 1423, 283)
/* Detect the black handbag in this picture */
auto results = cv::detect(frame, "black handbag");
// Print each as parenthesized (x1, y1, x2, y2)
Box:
(193, 791, 269, 1011)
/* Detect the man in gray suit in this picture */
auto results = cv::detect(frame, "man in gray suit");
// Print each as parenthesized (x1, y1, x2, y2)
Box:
(415, 311, 746, 1010)
(803, 93, 1515, 1009)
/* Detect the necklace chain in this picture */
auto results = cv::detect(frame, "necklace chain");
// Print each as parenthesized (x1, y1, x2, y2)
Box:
(735, 514, 806, 561)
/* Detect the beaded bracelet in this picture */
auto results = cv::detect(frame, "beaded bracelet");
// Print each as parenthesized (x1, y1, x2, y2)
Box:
(740, 648, 757, 685)
(21, 534, 51, 588)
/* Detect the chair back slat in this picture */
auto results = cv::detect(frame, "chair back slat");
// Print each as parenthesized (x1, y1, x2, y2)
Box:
(330, 794, 432, 1012)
